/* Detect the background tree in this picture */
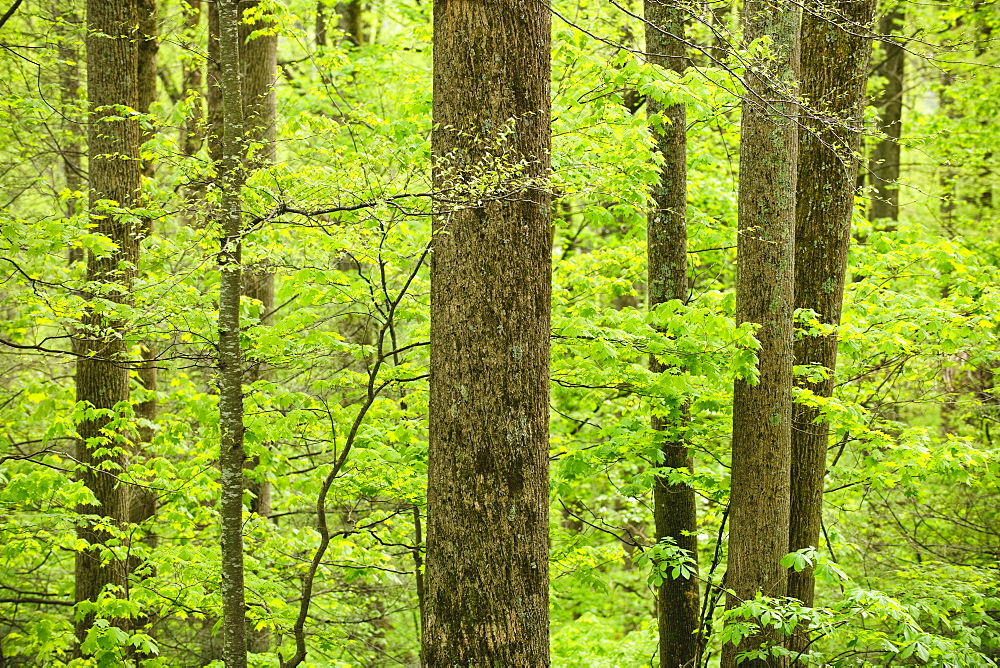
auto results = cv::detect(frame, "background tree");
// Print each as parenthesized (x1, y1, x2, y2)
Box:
(868, 4, 905, 226)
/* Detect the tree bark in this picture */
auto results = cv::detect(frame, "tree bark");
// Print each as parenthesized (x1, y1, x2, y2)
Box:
(868, 8, 904, 226)
(75, 0, 141, 646)
(181, 0, 204, 159)
(207, 3, 223, 166)
(137, 0, 157, 186)
(723, 0, 800, 665)
(788, 0, 876, 659)
(58, 9, 84, 265)
(644, 2, 701, 667)
(216, 1, 249, 666)
(236, 29, 277, 661)
(422, 1, 551, 664)
(133, 0, 158, 526)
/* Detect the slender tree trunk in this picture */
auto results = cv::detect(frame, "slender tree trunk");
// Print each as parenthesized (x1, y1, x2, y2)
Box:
(316, 1, 327, 46)
(137, 0, 157, 187)
(216, 1, 249, 666)
(58, 9, 84, 265)
(788, 0, 876, 659)
(180, 0, 205, 225)
(133, 0, 158, 525)
(75, 0, 141, 647)
(237, 15, 276, 638)
(181, 0, 204, 159)
(709, 0, 732, 65)
(207, 3, 223, 166)
(129, 6, 159, 658)
(868, 8, 904, 226)
(644, 2, 700, 666)
(422, 1, 551, 664)
(722, 0, 800, 665)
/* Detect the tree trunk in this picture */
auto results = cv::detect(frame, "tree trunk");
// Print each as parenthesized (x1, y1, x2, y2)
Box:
(75, 0, 141, 647)
(239, 1, 277, 170)
(788, 0, 876, 659)
(207, 3, 223, 166)
(58, 9, 84, 265)
(644, 2, 701, 666)
(422, 1, 551, 664)
(133, 0, 158, 525)
(316, 1, 327, 46)
(868, 8, 904, 226)
(723, 0, 800, 665)
(216, 1, 249, 666)
(137, 0, 157, 186)
(181, 0, 204, 159)
(336, 1, 363, 46)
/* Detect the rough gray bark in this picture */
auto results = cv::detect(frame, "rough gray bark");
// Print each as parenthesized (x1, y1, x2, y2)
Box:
(723, 0, 800, 665)
(868, 8, 904, 225)
(790, 0, 875, 606)
(216, 1, 249, 665)
(75, 0, 140, 646)
(422, 0, 552, 664)
(788, 1, 875, 660)
(239, 1, 278, 170)
(644, 2, 701, 666)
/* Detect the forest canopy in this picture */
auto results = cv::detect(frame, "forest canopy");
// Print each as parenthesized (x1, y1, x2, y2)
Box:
(0, 0, 998, 666)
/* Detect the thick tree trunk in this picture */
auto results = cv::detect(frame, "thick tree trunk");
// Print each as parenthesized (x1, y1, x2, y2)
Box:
(788, 0, 876, 659)
(75, 0, 141, 647)
(422, 1, 551, 664)
(216, 1, 249, 666)
(723, 0, 800, 666)
(644, 3, 700, 667)
(868, 8, 904, 225)
(237, 28, 277, 659)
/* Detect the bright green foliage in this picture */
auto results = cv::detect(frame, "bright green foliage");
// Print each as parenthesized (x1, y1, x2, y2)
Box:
(0, 0, 999, 665)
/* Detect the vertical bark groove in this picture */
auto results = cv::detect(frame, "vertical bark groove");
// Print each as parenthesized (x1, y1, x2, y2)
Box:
(423, 1, 552, 664)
